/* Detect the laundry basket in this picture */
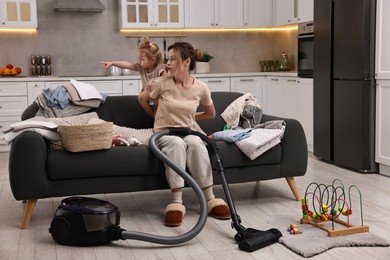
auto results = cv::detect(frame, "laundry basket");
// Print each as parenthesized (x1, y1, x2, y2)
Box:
(58, 122, 113, 152)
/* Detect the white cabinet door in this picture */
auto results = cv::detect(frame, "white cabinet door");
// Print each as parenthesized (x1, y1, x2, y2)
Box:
(185, 0, 242, 28)
(273, 0, 295, 26)
(264, 76, 285, 116)
(376, 80, 390, 167)
(273, 0, 313, 26)
(243, 0, 272, 27)
(376, 0, 390, 79)
(27, 81, 45, 104)
(264, 76, 313, 151)
(297, 78, 313, 151)
(120, 0, 184, 29)
(297, 0, 313, 23)
(216, 0, 242, 28)
(122, 80, 140, 95)
(184, 0, 214, 28)
(198, 77, 230, 92)
(0, 0, 37, 28)
(230, 76, 264, 105)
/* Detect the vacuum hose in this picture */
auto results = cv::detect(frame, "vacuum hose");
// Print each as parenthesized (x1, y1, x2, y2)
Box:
(120, 128, 208, 244)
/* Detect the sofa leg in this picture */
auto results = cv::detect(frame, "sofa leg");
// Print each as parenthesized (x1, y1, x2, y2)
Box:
(21, 199, 37, 229)
(285, 177, 301, 201)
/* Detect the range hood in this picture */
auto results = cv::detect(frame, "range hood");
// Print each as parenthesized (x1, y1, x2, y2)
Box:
(54, 0, 105, 12)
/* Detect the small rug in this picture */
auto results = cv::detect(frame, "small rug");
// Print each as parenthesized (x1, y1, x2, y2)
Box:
(264, 215, 389, 257)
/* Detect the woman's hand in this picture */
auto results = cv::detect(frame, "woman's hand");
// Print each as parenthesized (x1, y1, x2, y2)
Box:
(195, 104, 216, 121)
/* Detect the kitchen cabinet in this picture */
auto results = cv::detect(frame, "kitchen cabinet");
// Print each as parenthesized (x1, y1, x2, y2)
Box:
(0, 0, 37, 28)
(184, 0, 242, 28)
(375, 80, 390, 176)
(198, 77, 230, 92)
(122, 80, 141, 95)
(120, 0, 184, 29)
(264, 76, 313, 151)
(243, 0, 273, 27)
(273, 0, 313, 26)
(27, 81, 44, 104)
(263, 76, 285, 116)
(296, 77, 313, 151)
(375, 0, 390, 79)
(230, 76, 264, 105)
(0, 82, 28, 151)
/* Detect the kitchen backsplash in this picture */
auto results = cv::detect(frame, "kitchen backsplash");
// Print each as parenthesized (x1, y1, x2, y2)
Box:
(0, 0, 297, 77)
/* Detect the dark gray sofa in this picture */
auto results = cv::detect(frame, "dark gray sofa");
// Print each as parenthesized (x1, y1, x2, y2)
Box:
(8, 92, 307, 229)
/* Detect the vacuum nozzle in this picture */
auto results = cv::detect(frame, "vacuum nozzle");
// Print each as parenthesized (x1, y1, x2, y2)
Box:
(237, 228, 282, 252)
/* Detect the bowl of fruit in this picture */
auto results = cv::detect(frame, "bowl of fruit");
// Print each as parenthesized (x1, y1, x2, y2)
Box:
(0, 64, 22, 77)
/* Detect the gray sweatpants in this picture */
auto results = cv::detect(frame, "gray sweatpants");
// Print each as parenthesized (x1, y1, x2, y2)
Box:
(156, 135, 213, 189)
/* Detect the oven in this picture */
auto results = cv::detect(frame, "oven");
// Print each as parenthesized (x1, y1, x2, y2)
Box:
(298, 21, 314, 78)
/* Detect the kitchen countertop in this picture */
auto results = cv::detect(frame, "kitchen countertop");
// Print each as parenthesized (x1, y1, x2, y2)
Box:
(0, 71, 298, 82)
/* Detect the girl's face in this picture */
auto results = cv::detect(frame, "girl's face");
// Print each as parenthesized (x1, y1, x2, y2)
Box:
(137, 51, 155, 70)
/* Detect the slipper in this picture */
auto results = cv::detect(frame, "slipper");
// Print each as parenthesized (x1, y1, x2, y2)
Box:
(207, 198, 231, 220)
(165, 203, 186, 227)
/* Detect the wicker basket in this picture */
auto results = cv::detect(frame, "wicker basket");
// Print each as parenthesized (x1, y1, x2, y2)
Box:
(58, 122, 113, 152)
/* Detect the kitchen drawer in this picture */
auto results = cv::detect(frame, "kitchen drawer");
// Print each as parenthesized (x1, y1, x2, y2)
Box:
(0, 82, 27, 96)
(0, 116, 21, 152)
(122, 80, 140, 95)
(198, 77, 231, 92)
(0, 97, 28, 116)
(28, 82, 46, 105)
(83, 80, 123, 95)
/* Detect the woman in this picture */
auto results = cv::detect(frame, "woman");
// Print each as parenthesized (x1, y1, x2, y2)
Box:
(138, 42, 231, 227)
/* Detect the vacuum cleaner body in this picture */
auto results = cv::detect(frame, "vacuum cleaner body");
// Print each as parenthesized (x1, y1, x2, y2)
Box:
(49, 197, 122, 246)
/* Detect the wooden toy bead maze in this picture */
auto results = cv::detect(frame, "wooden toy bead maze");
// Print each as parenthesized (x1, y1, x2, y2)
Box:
(300, 179, 369, 237)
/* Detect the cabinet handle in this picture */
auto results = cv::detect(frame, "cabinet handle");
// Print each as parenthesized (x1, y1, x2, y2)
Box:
(207, 80, 222, 83)
(270, 78, 279, 81)
(287, 79, 297, 82)
(0, 106, 2, 109)
(240, 79, 254, 82)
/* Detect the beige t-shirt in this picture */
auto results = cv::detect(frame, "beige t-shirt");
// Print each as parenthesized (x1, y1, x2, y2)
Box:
(150, 75, 213, 132)
(139, 63, 166, 92)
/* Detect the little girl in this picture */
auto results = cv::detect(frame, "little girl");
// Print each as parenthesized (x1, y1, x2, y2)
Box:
(100, 37, 167, 92)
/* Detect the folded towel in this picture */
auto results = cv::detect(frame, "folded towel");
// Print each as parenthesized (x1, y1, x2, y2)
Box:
(63, 84, 101, 108)
(211, 129, 252, 143)
(70, 79, 103, 100)
(3, 117, 58, 134)
(235, 128, 284, 160)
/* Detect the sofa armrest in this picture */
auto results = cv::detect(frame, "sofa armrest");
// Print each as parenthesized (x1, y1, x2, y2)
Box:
(261, 114, 308, 178)
(8, 132, 50, 200)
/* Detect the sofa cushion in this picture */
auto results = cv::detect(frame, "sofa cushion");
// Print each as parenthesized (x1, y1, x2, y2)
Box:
(47, 142, 281, 181)
(47, 146, 165, 180)
(212, 141, 281, 168)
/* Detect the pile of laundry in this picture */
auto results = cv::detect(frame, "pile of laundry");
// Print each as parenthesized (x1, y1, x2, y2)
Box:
(209, 93, 286, 160)
(35, 78, 108, 118)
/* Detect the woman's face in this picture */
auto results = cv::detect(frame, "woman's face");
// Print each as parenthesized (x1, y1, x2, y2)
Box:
(165, 48, 178, 74)
(166, 48, 189, 75)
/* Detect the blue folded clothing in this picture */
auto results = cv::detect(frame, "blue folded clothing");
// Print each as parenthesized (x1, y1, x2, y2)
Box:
(211, 129, 252, 143)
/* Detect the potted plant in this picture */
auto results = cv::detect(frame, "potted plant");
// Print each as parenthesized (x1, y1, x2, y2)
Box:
(195, 49, 214, 73)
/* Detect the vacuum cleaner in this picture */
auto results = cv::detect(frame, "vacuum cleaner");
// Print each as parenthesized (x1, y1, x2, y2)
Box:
(49, 128, 282, 252)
